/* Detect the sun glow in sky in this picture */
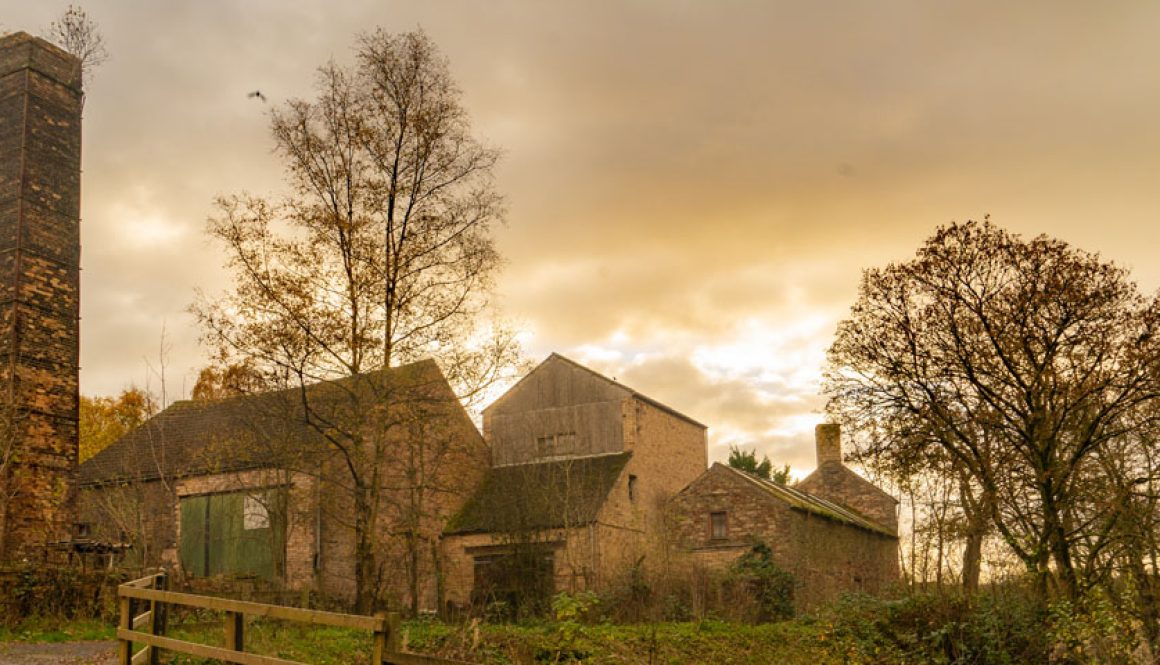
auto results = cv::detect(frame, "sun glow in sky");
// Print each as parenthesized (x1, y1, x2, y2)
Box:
(9, 1, 1160, 474)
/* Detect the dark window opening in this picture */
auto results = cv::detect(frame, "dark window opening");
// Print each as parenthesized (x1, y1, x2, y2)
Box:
(472, 547, 555, 618)
(536, 432, 577, 456)
(535, 435, 556, 455)
(628, 474, 638, 502)
(710, 511, 728, 540)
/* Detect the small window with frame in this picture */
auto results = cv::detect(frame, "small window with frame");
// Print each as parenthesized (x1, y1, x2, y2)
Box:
(709, 511, 728, 540)
(536, 435, 556, 455)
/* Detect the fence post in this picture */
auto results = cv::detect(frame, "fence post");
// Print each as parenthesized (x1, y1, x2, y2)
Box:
(117, 594, 132, 665)
(148, 573, 165, 665)
(225, 610, 245, 652)
(386, 612, 402, 654)
(372, 611, 387, 664)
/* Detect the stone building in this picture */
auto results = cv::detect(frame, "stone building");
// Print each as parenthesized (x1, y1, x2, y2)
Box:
(441, 353, 708, 611)
(0, 33, 83, 560)
(668, 424, 899, 609)
(78, 359, 488, 608)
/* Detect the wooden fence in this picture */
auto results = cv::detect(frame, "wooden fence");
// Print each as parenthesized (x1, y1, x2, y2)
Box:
(116, 572, 472, 665)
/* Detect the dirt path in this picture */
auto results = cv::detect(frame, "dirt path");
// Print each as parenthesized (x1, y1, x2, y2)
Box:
(0, 640, 117, 664)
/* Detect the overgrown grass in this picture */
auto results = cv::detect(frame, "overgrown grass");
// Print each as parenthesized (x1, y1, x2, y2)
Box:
(165, 619, 373, 665)
(152, 616, 840, 664)
(1, 586, 1125, 664)
(0, 616, 115, 643)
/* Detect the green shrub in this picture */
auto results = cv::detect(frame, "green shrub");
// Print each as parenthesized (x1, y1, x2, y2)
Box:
(1048, 589, 1139, 664)
(820, 586, 1050, 664)
(727, 543, 795, 622)
(0, 565, 122, 623)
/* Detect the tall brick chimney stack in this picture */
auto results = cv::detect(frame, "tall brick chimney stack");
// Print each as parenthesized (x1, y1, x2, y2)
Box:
(815, 423, 842, 468)
(0, 32, 83, 560)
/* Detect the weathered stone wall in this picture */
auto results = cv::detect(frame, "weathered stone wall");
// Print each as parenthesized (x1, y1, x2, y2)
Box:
(442, 526, 601, 610)
(0, 33, 82, 560)
(669, 465, 899, 610)
(797, 425, 899, 534)
(318, 381, 489, 610)
(589, 396, 707, 579)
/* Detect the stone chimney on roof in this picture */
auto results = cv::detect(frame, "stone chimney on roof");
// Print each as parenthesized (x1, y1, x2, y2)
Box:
(815, 423, 842, 467)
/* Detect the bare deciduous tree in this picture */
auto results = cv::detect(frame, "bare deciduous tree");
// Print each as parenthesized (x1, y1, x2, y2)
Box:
(192, 29, 521, 612)
(44, 5, 107, 89)
(825, 219, 1160, 606)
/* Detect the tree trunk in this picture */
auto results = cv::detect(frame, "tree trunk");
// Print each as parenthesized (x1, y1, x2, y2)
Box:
(1130, 550, 1160, 659)
(958, 474, 985, 596)
(961, 528, 982, 595)
(407, 532, 420, 616)
(432, 537, 446, 619)
(353, 488, 377, 614)
(1043, 497, 1079, 600)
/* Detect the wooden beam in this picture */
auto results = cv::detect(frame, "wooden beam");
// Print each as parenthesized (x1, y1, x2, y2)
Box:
(131, 611, 152, 631)
(121, 573, 163, 589)
(117, 587, 385, 631)
(115, 629, 303, 665)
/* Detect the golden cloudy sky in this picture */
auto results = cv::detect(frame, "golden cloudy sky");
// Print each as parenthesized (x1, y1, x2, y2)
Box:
(9, 2, 1160, 471)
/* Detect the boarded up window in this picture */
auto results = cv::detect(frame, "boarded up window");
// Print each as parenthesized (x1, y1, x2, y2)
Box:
(243, 494, 270, 530)
(179, 488, 286, 579)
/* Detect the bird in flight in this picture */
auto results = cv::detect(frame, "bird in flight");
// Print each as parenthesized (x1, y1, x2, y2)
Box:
(247, 90, 267, 102)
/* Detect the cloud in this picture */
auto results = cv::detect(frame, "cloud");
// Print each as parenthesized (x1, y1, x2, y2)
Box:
(7, 1, 1160, 477)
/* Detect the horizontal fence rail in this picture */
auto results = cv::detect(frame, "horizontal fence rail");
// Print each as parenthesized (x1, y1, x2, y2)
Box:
(116, 572, 473, 665)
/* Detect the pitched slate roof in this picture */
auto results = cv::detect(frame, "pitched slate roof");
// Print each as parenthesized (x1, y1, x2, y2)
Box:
(78, 359, 450, 486)
(711, 463, 896, 538)
(445, 452, 631, 535)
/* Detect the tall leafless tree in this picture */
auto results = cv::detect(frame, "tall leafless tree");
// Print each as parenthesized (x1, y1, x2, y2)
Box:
(192, 29, 521, 612)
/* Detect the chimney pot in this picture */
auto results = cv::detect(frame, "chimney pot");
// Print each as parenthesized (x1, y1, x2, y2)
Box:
(815, 423, 842, 467)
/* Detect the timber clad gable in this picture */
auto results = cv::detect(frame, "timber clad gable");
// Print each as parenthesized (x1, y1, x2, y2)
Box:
(443, 354, 709, 610)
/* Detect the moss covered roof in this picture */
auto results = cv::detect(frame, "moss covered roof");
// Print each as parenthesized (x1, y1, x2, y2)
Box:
(445, 452, 631, 535)
(715, 464, 896, 537)
(78, 359, 452, 486)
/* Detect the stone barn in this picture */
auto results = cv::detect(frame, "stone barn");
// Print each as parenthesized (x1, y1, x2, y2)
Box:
(78, 359, 488, 609)
(669, 424, 899, 609)
(441, 353, 708, 612)
(0, 33, 83, 560)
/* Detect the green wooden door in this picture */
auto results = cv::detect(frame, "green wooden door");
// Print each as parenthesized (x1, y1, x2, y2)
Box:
(179, 495, 209, 577)
(180, 489, 287, 580)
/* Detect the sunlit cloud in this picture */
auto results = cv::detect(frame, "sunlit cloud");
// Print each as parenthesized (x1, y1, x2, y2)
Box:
(6, 1, 1160, 477)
